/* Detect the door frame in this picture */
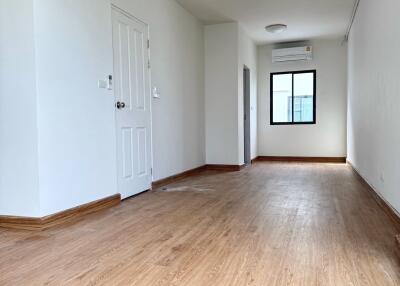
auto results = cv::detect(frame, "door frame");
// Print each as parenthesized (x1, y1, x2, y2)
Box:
(243, 66, 251, 165)
(111, 4, 154, 193)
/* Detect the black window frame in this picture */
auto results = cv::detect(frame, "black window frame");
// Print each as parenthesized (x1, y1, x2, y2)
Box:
(270, 69, 316, 125)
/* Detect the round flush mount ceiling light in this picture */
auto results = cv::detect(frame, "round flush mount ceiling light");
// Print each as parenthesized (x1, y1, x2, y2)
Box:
(265, 24, 287, 34)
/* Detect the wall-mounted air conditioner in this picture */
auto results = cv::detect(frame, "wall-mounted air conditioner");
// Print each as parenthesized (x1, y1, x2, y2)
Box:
(272, 46, 312, 63)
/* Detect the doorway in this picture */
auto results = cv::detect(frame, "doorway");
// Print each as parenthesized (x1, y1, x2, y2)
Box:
(243, 66, 251, 165)
(112, 6, 152, 199)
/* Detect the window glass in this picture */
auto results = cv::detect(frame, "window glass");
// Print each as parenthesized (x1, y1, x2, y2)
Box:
(272, 74, 292, 123)
(293, 73, 314, 123)
(271, 71, 315, 125)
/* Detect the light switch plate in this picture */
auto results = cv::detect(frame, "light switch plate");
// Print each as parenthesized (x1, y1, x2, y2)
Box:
(152, 87, 160, 99)
(98, 80, 107, 89)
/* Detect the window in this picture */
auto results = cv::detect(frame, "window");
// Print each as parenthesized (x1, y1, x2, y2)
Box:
(270, 70, 316, 125)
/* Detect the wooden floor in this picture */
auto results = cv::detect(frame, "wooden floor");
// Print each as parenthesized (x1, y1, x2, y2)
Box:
(1, 162, 400, 285)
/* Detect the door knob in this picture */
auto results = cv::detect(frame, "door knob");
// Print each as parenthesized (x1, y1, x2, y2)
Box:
(116, 101, 126, 109)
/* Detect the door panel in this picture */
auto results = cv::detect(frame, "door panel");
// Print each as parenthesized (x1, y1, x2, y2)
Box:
(136, 127, 147, 176)
(112, 8, 152, 199)
(132, 30, 146, 110)
(122, 127, 133, 179)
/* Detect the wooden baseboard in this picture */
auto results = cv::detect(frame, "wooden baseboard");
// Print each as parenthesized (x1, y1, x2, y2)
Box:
(0, 194, 121, 231)
(152, 166, 207, 189)
(152, 164, 246, 189)
(205, 164, 245, 171)
(253, 156, 347, 163)
(348, 161, 400, 232)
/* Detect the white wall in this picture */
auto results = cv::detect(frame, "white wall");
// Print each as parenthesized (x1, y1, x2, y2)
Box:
(347, 0, 400, 213)
(0, 0, 205, 217)
(238, 26, 258, 162)
(257, 39, 347, 157)
(35, 0, 205, 216)
(205, 23, 239, 165)
(205, 23, 257, 165)
(33, 0, 117, 216)
(0, 0, 40, 217)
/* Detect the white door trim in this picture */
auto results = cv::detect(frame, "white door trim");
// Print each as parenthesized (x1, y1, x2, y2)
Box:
(111, 4, 148, 27)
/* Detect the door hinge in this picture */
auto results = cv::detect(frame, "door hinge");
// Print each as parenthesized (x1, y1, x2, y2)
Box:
(148, 60, 151, 69)
(150, 168, 153, 175)
(147, 39, 150, 49)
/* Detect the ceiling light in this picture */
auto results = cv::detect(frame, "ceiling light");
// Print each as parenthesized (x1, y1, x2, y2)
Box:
(265, 24, 287, 34)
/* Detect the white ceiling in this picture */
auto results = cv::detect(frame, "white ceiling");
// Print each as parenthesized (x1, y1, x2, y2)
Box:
(176, 0, 355, 44)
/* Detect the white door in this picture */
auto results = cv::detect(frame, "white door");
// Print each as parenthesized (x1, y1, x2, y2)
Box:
(112, 8, 152, 199)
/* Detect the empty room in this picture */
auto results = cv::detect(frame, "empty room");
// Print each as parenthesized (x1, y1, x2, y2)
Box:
(1, 0, 400, 285)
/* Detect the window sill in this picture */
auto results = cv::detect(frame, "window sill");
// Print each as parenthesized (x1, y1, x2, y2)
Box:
(270, 122, 316, 125)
